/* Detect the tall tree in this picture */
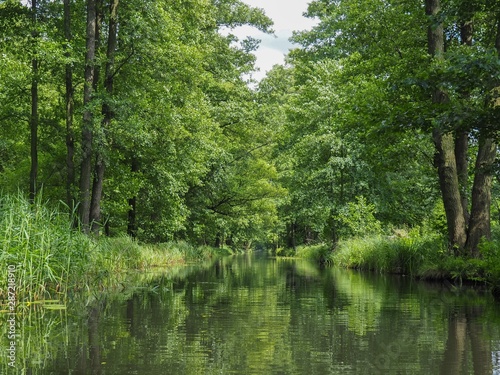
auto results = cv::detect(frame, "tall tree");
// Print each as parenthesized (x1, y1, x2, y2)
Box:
(64, 0, 75, 211)
(288, 0, 499, 253)
(29, 0, 39, 202)
(90, 0, 119, 234)
(426, 0, 467, 251)
(425, 0, 498, 254)
(462, 4, 498, 255)
(79, 0, 97, 233)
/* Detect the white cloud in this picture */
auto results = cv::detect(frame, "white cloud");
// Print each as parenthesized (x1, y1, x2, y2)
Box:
(228, 0, 318, 81)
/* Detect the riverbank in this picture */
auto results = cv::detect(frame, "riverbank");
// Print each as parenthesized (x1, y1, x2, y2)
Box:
(0, 194, 232, 301)
(277, 230, 500, 293)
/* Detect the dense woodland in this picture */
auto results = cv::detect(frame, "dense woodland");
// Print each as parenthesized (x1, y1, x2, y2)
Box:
(1, 0, 499, 257)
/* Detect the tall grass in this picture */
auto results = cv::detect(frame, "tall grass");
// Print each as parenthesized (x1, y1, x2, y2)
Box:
(331, 232, 446, 275)
(0, 194, 91, 300)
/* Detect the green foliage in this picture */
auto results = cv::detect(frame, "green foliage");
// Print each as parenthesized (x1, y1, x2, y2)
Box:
(270, 29, 439, 246)
(0, 0, 498, 282)
(331, 228, 500, 287)
(479, 236, 500, 285)
(336, 196, 382, 238)
(423, 200, 448, 238)
(215, 0, 273, 32)
(0, 0, 280, 248)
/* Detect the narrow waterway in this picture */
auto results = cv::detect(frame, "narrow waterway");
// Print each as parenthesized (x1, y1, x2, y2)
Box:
(3, 253, 500, 374)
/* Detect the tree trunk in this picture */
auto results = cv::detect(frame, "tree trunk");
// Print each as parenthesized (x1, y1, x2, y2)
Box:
(466, 138, 496, 256)
(29, 0, 38, 203)
(64, 0, 75, 212)
(90, 153, 105, 234)
(455, 131, 469, 223)
(127, 196, 137, 238)
(454, 20, 473, 225)
(79, 0, 97, 233)
(127, 156, 138, 238)
(433, 130, 468, 250)
(427, 0, 467, 251)
(90, 0, 119, 235)
(426, 0, 445, 59)
(461, 14, 500, 255)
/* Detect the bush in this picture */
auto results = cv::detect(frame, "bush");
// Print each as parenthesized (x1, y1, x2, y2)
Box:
(479, 239, 500, 285)
(295, 243, 332, 263)
(336, 196, 382, 238)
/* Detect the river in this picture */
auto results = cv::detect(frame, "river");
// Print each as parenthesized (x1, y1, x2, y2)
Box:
(3, 253, 500, 374)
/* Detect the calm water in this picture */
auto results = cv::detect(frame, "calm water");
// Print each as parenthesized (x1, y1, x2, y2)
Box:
(3, 253, 500, 374)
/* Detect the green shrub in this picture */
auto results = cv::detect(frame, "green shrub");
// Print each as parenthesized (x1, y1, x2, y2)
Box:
(336, 196, 382, 239)
(295, 243, 332, 263)
(479, 239, 500, 285)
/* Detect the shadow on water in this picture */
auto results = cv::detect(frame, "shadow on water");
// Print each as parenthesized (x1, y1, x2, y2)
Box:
(1, 254, 500, 374)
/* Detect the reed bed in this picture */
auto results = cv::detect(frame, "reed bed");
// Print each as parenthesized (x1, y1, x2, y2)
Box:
(0, 194, 87, 300)
(331, 233, 446, 275)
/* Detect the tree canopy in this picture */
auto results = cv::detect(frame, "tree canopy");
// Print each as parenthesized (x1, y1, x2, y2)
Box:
(0, 0, 498, 255)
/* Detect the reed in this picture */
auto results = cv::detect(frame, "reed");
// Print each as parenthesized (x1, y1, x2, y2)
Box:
(330, 231, 446, 275)
(0, 193, 89, 300)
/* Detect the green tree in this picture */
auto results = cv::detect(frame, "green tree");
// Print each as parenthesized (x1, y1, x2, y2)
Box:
(287, 0, 499, 254)
(180, 2, 280, 247)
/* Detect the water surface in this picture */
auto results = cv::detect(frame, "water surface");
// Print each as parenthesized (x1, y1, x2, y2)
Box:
(3, 254, 500, 374)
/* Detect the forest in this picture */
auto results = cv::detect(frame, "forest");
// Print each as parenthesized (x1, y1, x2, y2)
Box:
(1, 0, 500, 295)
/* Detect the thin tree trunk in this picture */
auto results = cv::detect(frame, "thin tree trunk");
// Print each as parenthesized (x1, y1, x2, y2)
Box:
(90, 154, 105, 234)
(90, 0, 119, 235)
(79, 0, 97, 233)
(426, 0, 467, 251)
(64, 0, 75, 212)
(127, 195, 137, 238)
(29, 0, 38, 203)
(127, 156, 138, 238)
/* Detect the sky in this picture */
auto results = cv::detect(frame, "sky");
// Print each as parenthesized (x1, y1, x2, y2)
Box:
(230, 0, 318, 81)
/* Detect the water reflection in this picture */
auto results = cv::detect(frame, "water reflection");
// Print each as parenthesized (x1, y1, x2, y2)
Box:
(1, 255, 500, 374)
(440, 307, 492, 375)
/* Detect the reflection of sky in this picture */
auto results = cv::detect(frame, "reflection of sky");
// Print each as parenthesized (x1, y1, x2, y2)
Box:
(493, 350, 500, 374)
(228, 0, 318, 81)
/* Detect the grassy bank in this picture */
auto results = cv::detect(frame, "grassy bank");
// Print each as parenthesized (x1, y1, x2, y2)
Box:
(284, 230, 500, 290)
(0, 194, 233, 301)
